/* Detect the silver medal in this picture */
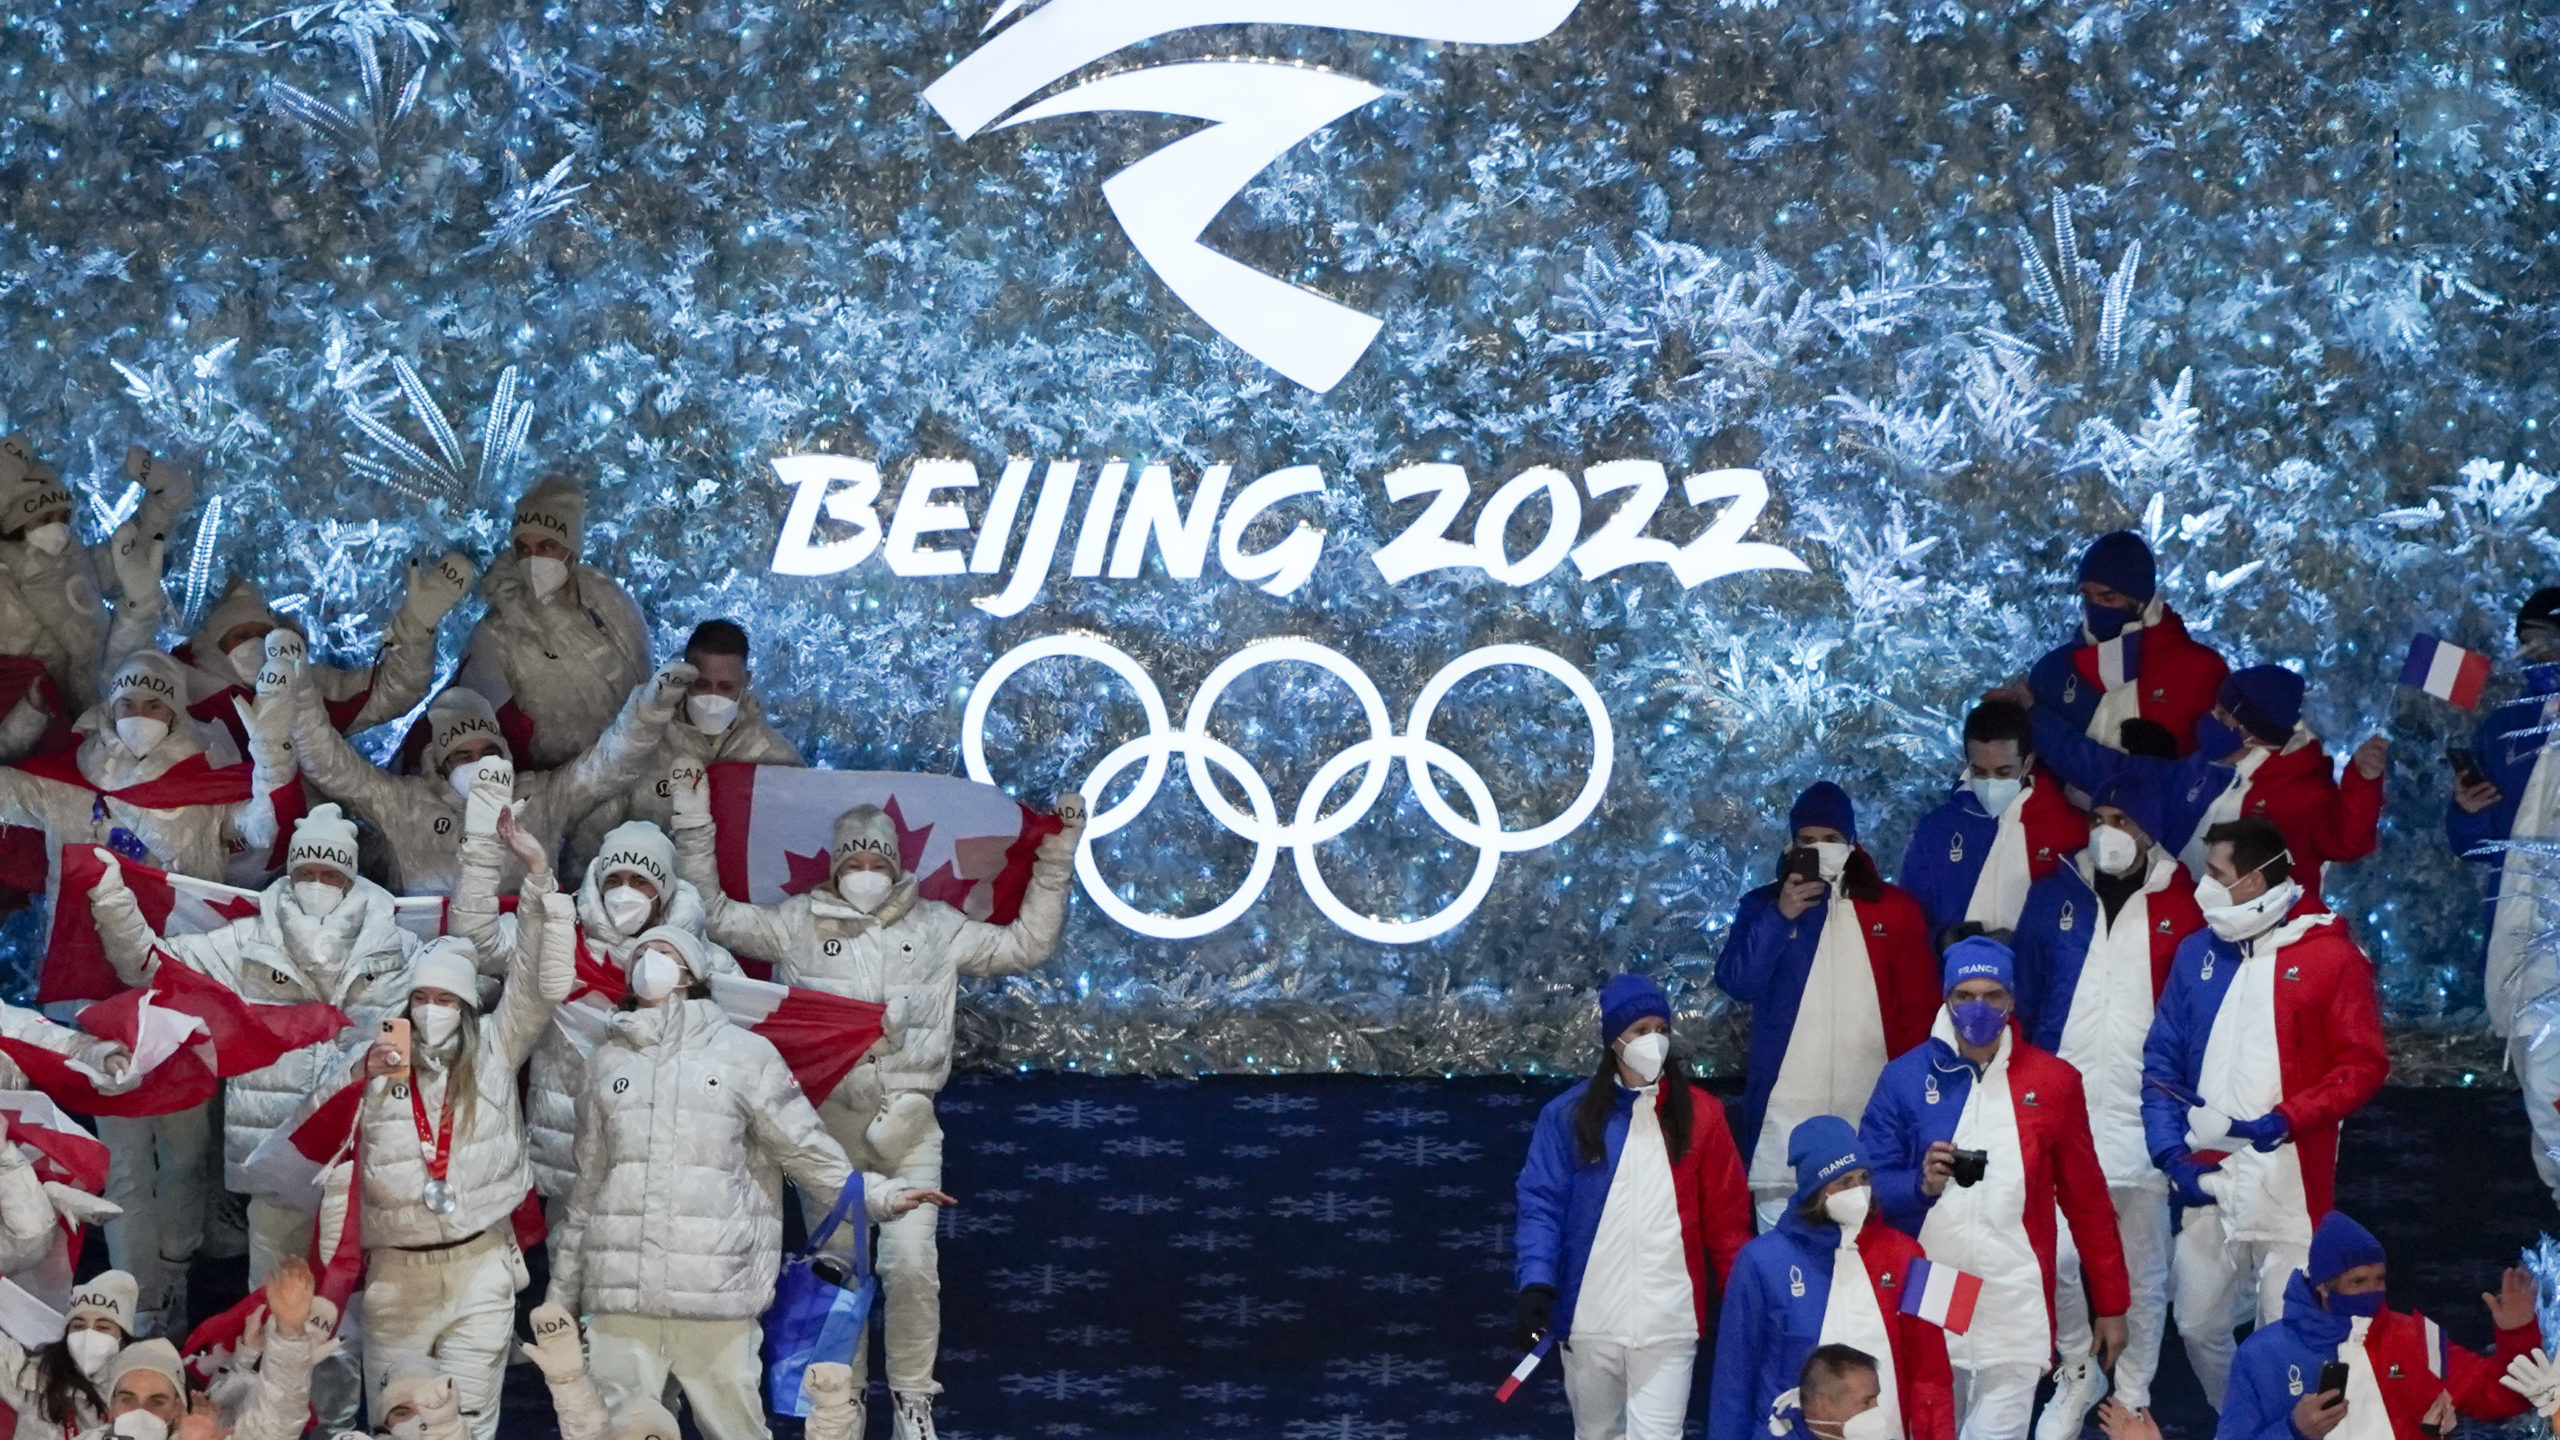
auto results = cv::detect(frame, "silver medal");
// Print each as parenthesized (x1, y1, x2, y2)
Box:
(422, 1178, 456, 1215)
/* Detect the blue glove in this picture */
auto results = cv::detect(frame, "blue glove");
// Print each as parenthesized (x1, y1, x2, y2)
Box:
(2223, 1111, 2290, 1152)
(2157, 1146, 2221, 1208)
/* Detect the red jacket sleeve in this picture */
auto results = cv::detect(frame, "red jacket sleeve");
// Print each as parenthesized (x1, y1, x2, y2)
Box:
(1684, 1089, 1754, 1290)
(2275, 935, 2390, 1136)
(2323, 761, 2383, 865)
(1893, 1304, 1957, 1440)
(1874, 887, 1944, 1056)
(2448, 1318, 2542, 1422)
(2043, 1062, 2132, 1317)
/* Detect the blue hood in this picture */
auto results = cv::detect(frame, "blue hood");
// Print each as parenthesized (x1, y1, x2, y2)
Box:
(2278, 1267, 2351, 1346)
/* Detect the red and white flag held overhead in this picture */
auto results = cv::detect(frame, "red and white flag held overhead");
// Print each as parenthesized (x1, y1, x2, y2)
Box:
(704, 764, 1060, 925)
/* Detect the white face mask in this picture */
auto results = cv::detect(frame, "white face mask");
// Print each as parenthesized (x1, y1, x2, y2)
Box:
(110, 1410, 168, 1440)
(225, 637, 269, 685)
(525, 555, 571, 599)
(449, 754, 512, 802)
(1616, 1031, 1669, 1084)
(1967, 775, 2024, 815)
(627, 948, 685, 1003)
(2091, 824, 2144, 876)
(412, 1000, 464, 1047)
(836, 869, 893, 912)
(1811, 1408, 1893, 1440)
(114, 716, 168, 757)
(22, 523, 70, 557)
(389, 1419, 427, 1440)
(294, 880, 346, 919)
(2198, 876, 2303, 942)
(600, 883, 654, 934)
(1823, 1183, 1872, 1233)
(64, 1328, 117, 1376)
(1810, 841, 1851, 882)
(688, 693, 739, 735)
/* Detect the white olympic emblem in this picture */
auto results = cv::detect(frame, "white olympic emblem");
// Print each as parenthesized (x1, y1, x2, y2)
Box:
(961, 634, 1613, 944)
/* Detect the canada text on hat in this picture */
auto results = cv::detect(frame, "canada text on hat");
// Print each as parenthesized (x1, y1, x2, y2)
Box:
(435, 711, 501, 749)
(835, 832, 895, 861)
(108, 668, 180, 702)
(68, 1272, 137, 1328)
(10, 484, 72, 521)
(287, 804, 360, 878)
(597, 843, 670, 888)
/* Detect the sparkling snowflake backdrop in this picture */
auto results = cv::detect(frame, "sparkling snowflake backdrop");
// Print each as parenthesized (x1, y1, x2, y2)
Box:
(2, 0, 2555, 1076)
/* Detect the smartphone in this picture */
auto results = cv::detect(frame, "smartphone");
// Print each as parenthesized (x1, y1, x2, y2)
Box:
(2448, 747, 2486, 788)
(2316, 1360, 2350, 1397)
(1781, 847, 1824, 884)
(378, 1016, 412, 1076)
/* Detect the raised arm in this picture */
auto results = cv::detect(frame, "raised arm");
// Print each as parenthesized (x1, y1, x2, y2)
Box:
(666, 765, 804, 961)
(520, 664, 692, 837)
(339, 552, 476, 734)
(272, 635, 412, 826)
(519, 1305, 611, 1440)
(0, 1120, 60, 1275)
(950, 797, 1086, 978)
(85, 853, 172, 987)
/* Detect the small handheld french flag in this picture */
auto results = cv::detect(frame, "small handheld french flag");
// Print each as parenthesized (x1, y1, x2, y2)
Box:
(1495, 1332, 1557, 1402)
(2401, 634, 2492, 710)
(1898, 1257, 1984, 1335)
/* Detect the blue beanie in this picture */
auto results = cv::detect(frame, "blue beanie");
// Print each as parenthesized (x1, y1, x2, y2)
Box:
(2077, 531, 2157, 602)
(2219, 665, 2305, 744)
(2089, 775, 2166, 847)
(1599, 974, 1671, 1046)
(2306, 1211, 2386, 1288)
(1942, 935, 2016, 995)
(1788, 781, 1857, 845)
(1787, 1116, 1867, 1205)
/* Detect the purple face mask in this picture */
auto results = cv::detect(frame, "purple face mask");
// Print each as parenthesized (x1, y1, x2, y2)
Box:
(2325, 1288, 2384, 1319)
(1949, 1000, 2008, 1048)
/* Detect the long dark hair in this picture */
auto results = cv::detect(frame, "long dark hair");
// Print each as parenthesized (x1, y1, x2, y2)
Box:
(1573, 1042, 1695, 1167)
(33, 1327, 114, 1426)
(1774, 844, 1884, 905)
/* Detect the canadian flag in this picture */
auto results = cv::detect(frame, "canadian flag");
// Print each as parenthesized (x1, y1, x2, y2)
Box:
(0, 1091, 110, 1195)
(703, 764, 1061, 925)
(3, 963, 349, 1119)
(42, 845, 454, 1005)
(551, 974, 886, 1104)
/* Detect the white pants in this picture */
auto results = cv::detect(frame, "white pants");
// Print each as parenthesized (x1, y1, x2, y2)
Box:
(2052, 1186, 2173, 1409)
(1559, 1335, 1693, 1440)
(1952, 1363, 2043, 1440)
(808, 1087, 944, 1397)
(364, 1231, 526, 1440)
(2170, 1221, 2305, 1409)
(587, 1313, 768, 1440)
(1752, 1191, 1790, 1234)
(101, 1106, 211, 1333)
(2515, 1032, 2560, 1205)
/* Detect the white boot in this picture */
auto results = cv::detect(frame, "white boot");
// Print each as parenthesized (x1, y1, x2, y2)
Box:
(890, 1390, 936, 1440)
(2032, 1356, 2100, 1440)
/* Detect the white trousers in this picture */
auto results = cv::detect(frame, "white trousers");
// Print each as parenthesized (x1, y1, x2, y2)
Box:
(101, 1106, 211, 1333)
(2170, 1222, 2304, 1409)
(2052, 1186, 2173, 1409)
(1952, 1363, 2043, 1440)
(364, 1231, 526, 1440)
(1560, 1335, 1693, 1440)
(807, 1088, 945, 1397)
(587, 1313, 768, 1440)
(2514, 1032, 2560, 1205)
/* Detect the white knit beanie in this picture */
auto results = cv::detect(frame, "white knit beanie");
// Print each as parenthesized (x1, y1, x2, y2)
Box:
(408, 938, 482, 1004)
(106, 653, 189, 712)
(590, 821, 674, 895)
(829, 804, 902, 878)
(286, 804, 360, 882)
(511, 475, 585, 555)
(0, 433, 68, 536)
(67, 1271, 138, 1332)
(423, 689, 508, 775)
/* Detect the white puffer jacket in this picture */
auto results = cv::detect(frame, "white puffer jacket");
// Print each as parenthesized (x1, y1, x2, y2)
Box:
(358, 885, 569, 1249)
(671, 811, 1073, 1096)
(454, 555, 650, 772)
(0, 710, 295, 911)
(89, 873, 415, 1190)
(597, 692, 804, 837)
(289, 674, 679, 896)
(0, 1003, 131, 1288)
(548, 998, 895, 1322)
(446, 833, 740, 1198)
(0, 468, 187, 739)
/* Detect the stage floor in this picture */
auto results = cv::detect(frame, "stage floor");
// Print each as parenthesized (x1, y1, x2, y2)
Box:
(174, 1073, 2546, 1440)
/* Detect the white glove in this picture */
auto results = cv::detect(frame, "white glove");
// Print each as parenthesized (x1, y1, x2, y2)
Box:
(667, 761, 709, 820)
(463, 764, 513, 837)
(90, 849, 127, 896)
(519, 1302, 586, 1382)
(2503, 1348, 2560, 1416)
(1055, 791, 1088, 832)
(649, 660, 699, 710)
(2184, 1104, 2233, 1150)
(803, 1362, 854, 1407)
(412, 1375, 462, 1436)
(234, 690, 294, 764)
(107, 520, 162, 600)
(42, 1182, 119, 1226)
(400, 551, 478, 626)
(123, 446, 191, 510)
(70, 1038, 135, 1091)
(258, 629, 307, 698)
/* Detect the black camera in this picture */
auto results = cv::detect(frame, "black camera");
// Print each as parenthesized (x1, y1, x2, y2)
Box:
(1949, 1148, 1989, 1188)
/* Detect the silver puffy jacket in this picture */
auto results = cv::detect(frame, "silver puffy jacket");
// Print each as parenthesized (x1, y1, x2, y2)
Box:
(453, 557, 651, 772)
(446, 831, 738, 1198)
(0, 716, 295, 915)
(89, 873, 414, 1190)
(548, 998, 897, 1322)
(671, 810, 1073, 1096)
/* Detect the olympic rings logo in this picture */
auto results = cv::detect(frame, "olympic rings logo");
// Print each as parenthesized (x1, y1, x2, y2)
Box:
(961, 635, 1614, 944)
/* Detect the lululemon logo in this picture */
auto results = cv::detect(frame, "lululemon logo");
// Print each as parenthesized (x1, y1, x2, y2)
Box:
(921, 0, 1585, 392)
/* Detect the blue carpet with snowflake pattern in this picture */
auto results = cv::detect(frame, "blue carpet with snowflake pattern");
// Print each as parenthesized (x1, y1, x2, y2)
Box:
(854, 1074, 2547, 1440)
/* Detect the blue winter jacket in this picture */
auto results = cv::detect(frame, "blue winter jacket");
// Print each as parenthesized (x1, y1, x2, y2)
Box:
(2217, 1270, 2355, 1439)
(2030, 707, 2230, 860)
(2012, 861, 2193, 1051)
(1707, 1187, 1937, 1440)
(2445, 669, 2559, 909)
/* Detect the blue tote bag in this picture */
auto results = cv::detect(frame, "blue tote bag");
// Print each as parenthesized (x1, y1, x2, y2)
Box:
(763, 1174, 880, 1417)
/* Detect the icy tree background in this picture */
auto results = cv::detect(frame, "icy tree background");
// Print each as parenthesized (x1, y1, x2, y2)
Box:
(1, 0, 2555, 1077)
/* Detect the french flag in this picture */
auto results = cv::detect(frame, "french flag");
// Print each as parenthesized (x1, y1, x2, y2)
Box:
(704, 764, 1062, 926)
(1493, 1332, 1555, 1402)
(2401, 634, 2492, 710)
(1898, 1256, 1984, 1334)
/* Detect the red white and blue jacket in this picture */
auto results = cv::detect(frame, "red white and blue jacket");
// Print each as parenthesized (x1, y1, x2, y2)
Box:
(1857, 1026, 2131, 1345)
(1897, 766, 2088, 941)
(1513, 1077, 1752, 1342)
(2012, 857, 2203, 1052)
(1708, 1207, 1955, 1440)
(2027, 602, 2229, 755)
(2138, 902, 2389, 1221)
(2220, 1271, 2537, 1439)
